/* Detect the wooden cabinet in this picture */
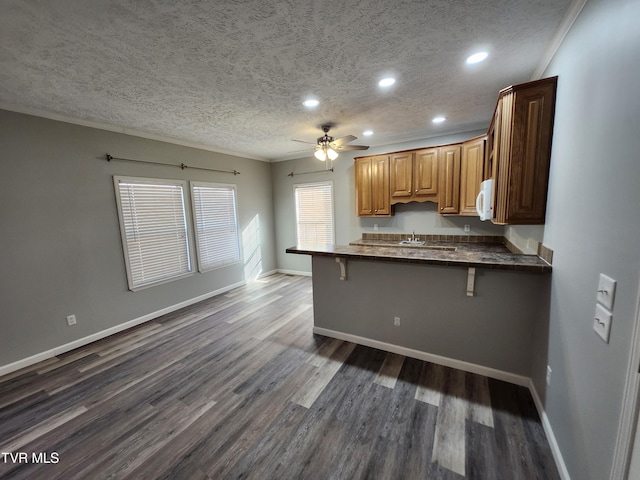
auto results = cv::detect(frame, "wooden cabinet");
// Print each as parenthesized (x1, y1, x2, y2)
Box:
(353, 76, 556, 222)
(490, 76, 557, 224)
(459, 136, 486, 216)
(355, 155, 391, 217)
(389, 152, 414, 200)
(389, 148, 438, 204)
(438, 144, 461, 214)
(414, 149, 439, 197)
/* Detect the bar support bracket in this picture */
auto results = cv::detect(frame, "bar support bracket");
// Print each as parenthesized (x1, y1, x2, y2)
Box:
(336, 257, 347, 281)
(466, 267, 476, 296)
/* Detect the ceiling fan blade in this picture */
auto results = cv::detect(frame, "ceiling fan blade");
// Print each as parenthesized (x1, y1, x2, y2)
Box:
(331, 135, 357, 147)
(287, 148, 316, 153)
(336, 145, 370, 151)
(291, 139, 317, 145)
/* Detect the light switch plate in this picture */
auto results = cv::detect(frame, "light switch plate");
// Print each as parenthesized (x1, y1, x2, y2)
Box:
(597, 274, 616, 310)
(593, 304, 612, 343)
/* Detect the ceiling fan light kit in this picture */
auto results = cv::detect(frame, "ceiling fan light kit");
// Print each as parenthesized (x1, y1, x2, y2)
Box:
(314, 147, 338, 162)
(294, 124, 370, 167)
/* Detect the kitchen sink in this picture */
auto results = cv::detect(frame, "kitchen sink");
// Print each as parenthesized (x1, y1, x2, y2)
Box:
(398, 240, 425, 245)
(396, 240, 457, 251)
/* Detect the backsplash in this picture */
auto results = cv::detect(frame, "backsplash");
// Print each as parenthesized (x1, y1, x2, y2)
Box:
(537, 243, 554, 265)
(361, 233, 504, 243)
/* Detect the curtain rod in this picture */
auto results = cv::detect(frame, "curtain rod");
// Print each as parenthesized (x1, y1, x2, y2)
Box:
(287, 167, 334, 177)
(105, 153, 240, 175)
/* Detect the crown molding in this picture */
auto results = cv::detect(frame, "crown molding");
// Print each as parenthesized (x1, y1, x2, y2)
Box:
(531, 0, 589, 79)
(0, 104, 270, 162)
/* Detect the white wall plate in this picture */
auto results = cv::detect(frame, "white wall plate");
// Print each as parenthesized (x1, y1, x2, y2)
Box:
(593, 304, 612, 343)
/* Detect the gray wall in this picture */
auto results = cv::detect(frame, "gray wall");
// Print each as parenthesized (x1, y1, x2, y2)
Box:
(272, 130, 506, 273)
(518, 0, 640, 478)
(312, 256, 551, 377)
(0, 110, 276, 368)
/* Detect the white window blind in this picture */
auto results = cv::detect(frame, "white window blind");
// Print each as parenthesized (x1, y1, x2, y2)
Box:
(295, 182, 335, 245)
(191, 182, 240, 272)
(114, 177, 192, 291)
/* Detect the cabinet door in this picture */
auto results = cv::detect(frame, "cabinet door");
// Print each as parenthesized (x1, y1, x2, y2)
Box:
(494, 93, 514, 223)
(504, 81, 556, 223)
(493, 77, 556, 224)
(438, 145, 461, 214)
(414, 148, 438, 196)
(389, 152, 414, 199)
(459, 137, 486, 216)
(372, 155, 391, 215)
(355, 156, 391, 217)
(355, 157, 374, 216)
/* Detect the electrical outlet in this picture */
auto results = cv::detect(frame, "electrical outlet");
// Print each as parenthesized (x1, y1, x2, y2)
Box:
(393, 316, 401, 327)
(66, 314, 77, 326)
(464, 225, 470, 232)
(546, 366, 552, 386)
(374, 224, 379, 231)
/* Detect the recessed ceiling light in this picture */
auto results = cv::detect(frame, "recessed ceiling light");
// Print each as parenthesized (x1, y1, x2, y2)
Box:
(432, 116, 446, 124)
(466, 51, 488, 64)
(378, 77, 396, 88)
(302, 99, 319, 108)
(363, 130, 373, 136)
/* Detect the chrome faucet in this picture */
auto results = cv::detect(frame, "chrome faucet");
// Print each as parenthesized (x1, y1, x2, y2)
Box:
(412, 230, 416, 241)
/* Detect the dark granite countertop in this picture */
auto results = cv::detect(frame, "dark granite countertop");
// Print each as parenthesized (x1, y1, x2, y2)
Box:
(286, 238, 551, 273)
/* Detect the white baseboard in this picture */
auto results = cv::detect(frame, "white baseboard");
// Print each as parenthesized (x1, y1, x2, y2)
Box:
(257, 269, 279, 278)
(277, 269, 312, 277)
(529, 381, 572, 480)
(312, 326, 530, 387)
(0, 280, 247, 378)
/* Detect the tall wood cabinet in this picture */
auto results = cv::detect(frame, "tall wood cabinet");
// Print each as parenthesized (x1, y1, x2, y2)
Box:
(489, 76, 557, 224)
(459, 136, 486, 216)
(389, 148, 438, 204)
(438, 145, 461, 214)
(355, 155, 391, 216)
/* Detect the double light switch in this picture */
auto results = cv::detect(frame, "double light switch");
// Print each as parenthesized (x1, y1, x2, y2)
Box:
(594, 273, 616, 343)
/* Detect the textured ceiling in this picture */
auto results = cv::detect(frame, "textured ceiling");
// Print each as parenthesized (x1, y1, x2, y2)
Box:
(0, 0, 573, 161)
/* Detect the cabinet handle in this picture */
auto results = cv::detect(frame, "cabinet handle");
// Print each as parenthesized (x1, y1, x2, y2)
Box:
(375, 209, 378, 212)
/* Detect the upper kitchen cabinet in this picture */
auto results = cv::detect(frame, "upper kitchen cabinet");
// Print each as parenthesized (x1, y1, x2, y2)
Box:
(459, 135, 486, 216)
(489, 76, 558, 224)
(438, 144, 462, 214)
(389, 148, 438, 204)
(355, 155, 391, 217)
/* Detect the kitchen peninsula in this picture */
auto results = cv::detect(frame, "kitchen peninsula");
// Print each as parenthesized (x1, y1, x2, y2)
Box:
(287, 235, 552, 384)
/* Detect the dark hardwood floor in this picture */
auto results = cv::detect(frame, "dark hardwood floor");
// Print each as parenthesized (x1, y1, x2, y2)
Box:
(0, 274, 560, 479)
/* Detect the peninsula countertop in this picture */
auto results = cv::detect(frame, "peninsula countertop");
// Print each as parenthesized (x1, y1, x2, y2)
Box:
(286, 238, 552, 273)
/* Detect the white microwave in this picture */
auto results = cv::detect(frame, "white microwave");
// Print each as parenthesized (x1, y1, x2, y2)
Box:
(475, 179, 494, 221)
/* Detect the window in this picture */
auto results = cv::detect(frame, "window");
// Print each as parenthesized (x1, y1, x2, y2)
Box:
(114, 176, 192, 291)
(294, 182, 335, 245)
(191, 182, 240, 272)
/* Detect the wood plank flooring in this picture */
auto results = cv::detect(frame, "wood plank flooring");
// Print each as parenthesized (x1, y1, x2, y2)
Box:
(0, 274, 560, 479)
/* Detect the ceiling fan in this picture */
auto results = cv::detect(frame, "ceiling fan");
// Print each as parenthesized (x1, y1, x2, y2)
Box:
(293, 124, 369, 162)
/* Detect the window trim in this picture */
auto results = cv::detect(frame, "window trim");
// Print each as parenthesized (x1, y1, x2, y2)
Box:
(113, 175, 193, 291)
(190, 181, 242, 273)
(294, 181, 335, 245)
